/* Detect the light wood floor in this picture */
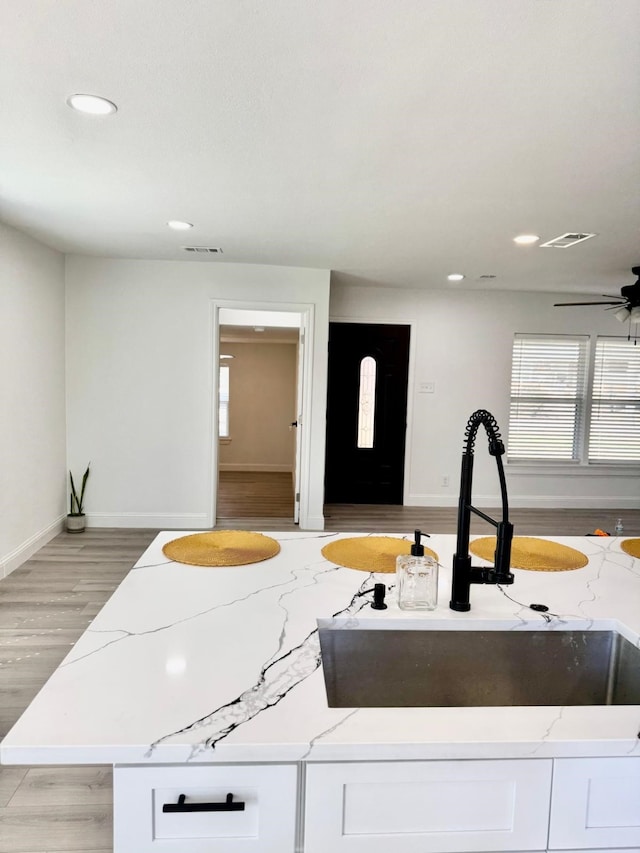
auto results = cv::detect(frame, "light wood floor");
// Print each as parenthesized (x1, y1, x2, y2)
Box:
(217, 470, 294, 518)
(1, 506, 639, 852)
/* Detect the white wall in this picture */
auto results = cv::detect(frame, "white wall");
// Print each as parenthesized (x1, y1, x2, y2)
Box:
(218, 342, 297, 471)
(65, 256, 329, 529)
(330, 283, 640, 510)
(0, 223, 66, 576)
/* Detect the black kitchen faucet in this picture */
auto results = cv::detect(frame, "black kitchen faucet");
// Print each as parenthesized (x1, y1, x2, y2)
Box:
(450, 409, 515, 612)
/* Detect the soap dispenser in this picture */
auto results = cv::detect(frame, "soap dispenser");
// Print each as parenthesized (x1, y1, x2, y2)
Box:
(396, 529, 438, 611)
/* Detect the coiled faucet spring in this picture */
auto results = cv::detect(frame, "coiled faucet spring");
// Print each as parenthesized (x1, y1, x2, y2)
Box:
(463, 409, 505, 456)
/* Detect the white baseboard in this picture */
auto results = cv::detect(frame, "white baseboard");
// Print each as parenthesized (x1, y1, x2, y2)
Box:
(300, 514, 325, 531)
(405, 494, 459, 507)
(1, 515, 65, 579)
(406, 494, 640, 509)
(219, 463, 293, 473)
(87, 513, 209, 529)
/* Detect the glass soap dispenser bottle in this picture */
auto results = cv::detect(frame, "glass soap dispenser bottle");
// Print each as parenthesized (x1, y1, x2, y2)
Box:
(396, 529, 438, 610)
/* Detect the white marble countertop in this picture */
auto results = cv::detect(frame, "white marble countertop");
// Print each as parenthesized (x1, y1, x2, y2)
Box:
(2, 531, 640, 766)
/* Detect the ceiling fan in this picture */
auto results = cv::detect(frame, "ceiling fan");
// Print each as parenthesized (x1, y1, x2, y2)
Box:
(554, 266, 640, 324)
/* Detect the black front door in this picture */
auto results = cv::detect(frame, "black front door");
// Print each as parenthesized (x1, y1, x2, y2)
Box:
(324, 322, 410, 504)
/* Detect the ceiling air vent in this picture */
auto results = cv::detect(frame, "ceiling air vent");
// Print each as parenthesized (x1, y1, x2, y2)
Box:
(539, 233, 596, 248)
(182, 246, 223, 254)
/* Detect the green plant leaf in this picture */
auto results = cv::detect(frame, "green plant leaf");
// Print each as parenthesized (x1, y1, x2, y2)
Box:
(69, 464, 89, 514)
(78, 464, 90, 511)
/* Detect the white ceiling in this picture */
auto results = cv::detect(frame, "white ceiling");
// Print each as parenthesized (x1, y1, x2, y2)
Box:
(1, 1, 639, 295)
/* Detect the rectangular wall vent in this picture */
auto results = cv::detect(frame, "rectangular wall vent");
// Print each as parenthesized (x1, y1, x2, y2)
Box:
(182, 246, 223, 254)
(540, 233, 596, 248)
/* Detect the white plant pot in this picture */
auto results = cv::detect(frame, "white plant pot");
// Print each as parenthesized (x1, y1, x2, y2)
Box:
(66, 514, 86, 534)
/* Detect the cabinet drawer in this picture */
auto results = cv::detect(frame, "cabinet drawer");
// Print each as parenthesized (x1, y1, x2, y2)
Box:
(305, 758, 552, 852)
(114, 763, 297, 853)
(549, 757, 640, 850)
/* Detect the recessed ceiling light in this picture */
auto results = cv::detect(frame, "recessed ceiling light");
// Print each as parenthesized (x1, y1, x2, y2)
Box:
(254, 327, 265, 332)
(447, 274, 465, 281)
(513, 234, 540, 245)
(167, 220, 193, 231)
(66, 94, 117, 115)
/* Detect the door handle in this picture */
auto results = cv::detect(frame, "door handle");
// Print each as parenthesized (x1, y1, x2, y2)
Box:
(162, 793, 245, 813)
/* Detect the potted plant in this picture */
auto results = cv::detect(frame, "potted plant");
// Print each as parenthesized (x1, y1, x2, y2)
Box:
(66, 464, 90, 533)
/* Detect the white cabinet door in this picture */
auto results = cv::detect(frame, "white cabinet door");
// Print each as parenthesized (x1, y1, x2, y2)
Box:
(549, 757, 640, 850)
(114, 763, 297, 853)
(305, 758, 552, 853)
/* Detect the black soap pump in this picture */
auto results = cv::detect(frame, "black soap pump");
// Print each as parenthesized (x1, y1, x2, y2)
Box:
(396, 529, 438, 611)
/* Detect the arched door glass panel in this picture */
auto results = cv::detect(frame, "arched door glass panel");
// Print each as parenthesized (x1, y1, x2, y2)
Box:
(357, 356, 377, 448)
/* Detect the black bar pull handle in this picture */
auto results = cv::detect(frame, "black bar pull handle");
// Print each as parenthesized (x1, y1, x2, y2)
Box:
(162, 792, 245, 813)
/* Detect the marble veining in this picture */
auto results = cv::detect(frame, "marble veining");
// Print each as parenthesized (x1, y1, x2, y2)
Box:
(147, 568, 372, 759)
(1, 531, 639, 766)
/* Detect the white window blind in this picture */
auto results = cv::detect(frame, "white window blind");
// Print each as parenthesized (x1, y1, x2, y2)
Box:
(508, 335, 589, 461)
(589, 338, 640, 462)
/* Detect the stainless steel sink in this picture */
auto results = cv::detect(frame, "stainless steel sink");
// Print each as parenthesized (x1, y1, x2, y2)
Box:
(318, 625, 640, 707)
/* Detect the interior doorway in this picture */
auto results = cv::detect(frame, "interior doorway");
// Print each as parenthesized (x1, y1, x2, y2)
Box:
(324, 322, 410, 504)
(215, 308, 303, 521)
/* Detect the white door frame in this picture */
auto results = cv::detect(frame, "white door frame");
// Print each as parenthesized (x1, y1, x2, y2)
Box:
(209, 298, 315, 528)
(293, 317, 307, 523)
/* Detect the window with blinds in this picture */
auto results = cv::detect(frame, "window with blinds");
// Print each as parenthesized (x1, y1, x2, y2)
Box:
(589, 338, 640, 462)
(218, 364, 230, 438)
(508, 335, 589, 461)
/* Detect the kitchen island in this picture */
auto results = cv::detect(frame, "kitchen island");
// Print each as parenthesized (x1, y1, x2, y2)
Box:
(2, 531, 640, 852)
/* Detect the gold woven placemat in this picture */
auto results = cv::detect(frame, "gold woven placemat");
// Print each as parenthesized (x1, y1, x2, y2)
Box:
(469, 536, 588, 572)
(162, 531, 280, 567)
(321, 536, 439, 573)
(621, 538, 640, 559)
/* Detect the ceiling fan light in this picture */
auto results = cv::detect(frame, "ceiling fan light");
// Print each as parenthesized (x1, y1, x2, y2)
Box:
(630, 306, 640, 324)
(614, 306, 631, 322)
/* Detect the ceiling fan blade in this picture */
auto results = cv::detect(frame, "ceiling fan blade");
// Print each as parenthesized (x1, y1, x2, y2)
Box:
(601, 294, 626, 300)
(553, 300, 627, 306)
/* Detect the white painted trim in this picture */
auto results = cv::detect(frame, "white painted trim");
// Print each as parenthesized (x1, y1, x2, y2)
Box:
(209, 301, 219, 528)
(220, 335, 298, 345)
(405, 494, 469, 508)
(507, 464, 640, 477)
(87, 513, 208, 529)
(406, 494, 640, 509)
(1, 515, 65, 578)
(301, 514, 325, 530)
(508, 496, 640, 509)
(297, 306, 317, 530)
(219, 463, 293, 472)
(210, 298, 319, 530)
